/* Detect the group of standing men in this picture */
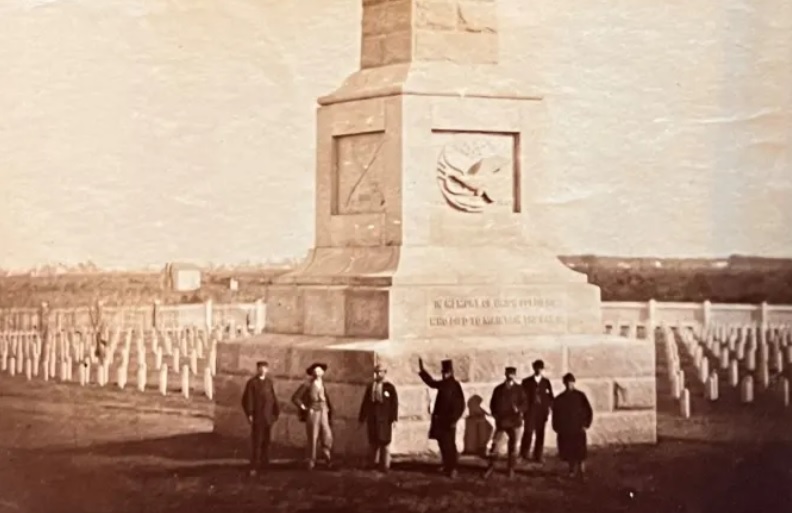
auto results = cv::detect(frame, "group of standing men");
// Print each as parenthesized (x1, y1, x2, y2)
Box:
(241, 357, 593, 480)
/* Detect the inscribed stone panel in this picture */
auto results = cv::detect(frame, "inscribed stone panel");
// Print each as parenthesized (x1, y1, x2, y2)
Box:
(334, 132, 387, 215)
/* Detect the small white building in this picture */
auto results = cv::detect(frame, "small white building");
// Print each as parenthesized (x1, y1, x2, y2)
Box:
(164, 263, 202, 292)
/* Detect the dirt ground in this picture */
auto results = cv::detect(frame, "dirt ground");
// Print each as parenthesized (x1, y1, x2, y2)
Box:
(1, 377, 791, 513)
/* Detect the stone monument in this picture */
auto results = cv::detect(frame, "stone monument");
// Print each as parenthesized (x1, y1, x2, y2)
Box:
(215, 0, 657, 456)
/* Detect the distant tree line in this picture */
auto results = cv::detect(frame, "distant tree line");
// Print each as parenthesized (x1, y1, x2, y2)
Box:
(586, 267, 792, 304)
(1, 262, 792, 307)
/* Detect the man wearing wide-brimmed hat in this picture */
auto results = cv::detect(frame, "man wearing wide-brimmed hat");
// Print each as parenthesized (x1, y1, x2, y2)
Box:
(292, 362, 334, 470)
(418, 358, 466, 478)
(358, 363, 399, 473)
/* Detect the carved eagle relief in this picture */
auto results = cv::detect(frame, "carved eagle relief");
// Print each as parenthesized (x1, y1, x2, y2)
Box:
(436, 137, 512, 213)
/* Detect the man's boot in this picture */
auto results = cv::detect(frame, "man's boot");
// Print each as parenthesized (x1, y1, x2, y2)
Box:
(483, 460, 495, 479)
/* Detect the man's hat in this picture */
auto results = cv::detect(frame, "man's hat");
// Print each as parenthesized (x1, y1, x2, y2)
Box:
(505, 366, 517, 375)
(441, 359, 453, 373)
(306, 362, 328, 375)
(532, 359, 545, 370)
(256, 360, 269, 368)
(563, 372, 576, 384)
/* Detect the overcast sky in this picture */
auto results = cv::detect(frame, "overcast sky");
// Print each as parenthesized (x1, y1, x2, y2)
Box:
(1, 0, 790, 271)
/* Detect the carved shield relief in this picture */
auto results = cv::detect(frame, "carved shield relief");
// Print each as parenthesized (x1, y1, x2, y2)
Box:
(435, 133, 516, 213)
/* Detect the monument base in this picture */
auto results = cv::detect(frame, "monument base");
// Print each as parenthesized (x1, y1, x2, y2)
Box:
(214, 333, 657, 457)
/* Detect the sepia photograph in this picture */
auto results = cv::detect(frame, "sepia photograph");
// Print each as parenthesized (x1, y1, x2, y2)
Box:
(1, 1, 791, 512)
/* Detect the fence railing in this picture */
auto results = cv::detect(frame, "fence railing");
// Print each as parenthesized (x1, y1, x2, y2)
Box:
(2, 299, 791, 335)
(0, 300, 265, 333)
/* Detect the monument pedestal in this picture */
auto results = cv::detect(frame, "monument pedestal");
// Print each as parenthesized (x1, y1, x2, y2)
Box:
(214, 333, 656, 456)
(213, 0, 657, 456)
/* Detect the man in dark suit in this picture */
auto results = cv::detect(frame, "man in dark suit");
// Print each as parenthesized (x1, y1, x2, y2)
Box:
(520, 359, 554, 463)
(358, 363, 399, 473)
(418, 357, 466, 478)
(241, 360, 280, 476)
(484, 366, 528, 479)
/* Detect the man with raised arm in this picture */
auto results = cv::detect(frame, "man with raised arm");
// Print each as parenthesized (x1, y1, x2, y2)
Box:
(418, 357, 466, 479)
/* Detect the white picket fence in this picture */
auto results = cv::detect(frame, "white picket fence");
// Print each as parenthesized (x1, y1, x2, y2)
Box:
(3, 299, 792, 335)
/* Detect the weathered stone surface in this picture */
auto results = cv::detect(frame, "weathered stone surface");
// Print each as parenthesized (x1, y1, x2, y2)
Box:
(414, 31, 497, 64)
(613, 377, 657, 410)
(575, 379, 615, 413)
(303, 288, 346, 336)
(381, 31, 413, 65)
(568, 340, 655, 379)
(415, 0, 457, 31)
(345, 288, 388, 338)
(265, 287, 303, 334)
(286, 347, 376, 384)
(467, 345, 564, 382)
(456, 1, 497, 33)
(362, 0, 412, 37)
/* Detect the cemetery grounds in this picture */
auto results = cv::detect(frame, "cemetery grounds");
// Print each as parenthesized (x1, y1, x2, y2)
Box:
(1, 366, 791, 513)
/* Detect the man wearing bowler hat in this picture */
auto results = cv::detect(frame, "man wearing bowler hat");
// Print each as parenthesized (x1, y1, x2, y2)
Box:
(552, 372, 593, 480)
(292, 362, 334, 470)
(483, 366, 527, 479)
(241, 360, 280, 476)
(418, 357, 466, 478)
(358, 363, 399, 473)
(520, 359, 554, 463)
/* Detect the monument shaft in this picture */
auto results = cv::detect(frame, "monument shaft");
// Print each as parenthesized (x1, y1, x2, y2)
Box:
(214, 0, 657, 456)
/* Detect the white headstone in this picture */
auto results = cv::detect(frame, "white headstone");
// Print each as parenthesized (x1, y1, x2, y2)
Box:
(117, 363, 128, 389)
(699, 357, 710, 384)
(204, 366, 213, 400)
(706, 372, 719, 401)
(740, 375, 754, 403)
(758, 364, 770, 389)
(719, 349, 729, 370)
(181, 364, 190, 399)
(728, 360, 739, 387)
(159, 365, 168, 395)
(680, 389, 691, 418)
(746, 350, 756, 371)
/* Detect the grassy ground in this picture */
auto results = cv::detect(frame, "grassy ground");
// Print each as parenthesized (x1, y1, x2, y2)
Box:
(1, 377, 792, 513)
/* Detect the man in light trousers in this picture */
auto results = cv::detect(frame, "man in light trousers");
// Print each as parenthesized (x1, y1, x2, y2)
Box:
(292, 362, 335, 470)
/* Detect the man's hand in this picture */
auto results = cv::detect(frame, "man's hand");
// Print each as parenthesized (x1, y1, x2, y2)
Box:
(247, 415, 253, 424)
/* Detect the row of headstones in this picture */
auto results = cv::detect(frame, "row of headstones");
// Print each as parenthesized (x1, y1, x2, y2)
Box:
(0, 329, 217, 400)
(662, 325, 791, 418)
(688, 323, 792, 392)
(1, 327, 220, 372)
